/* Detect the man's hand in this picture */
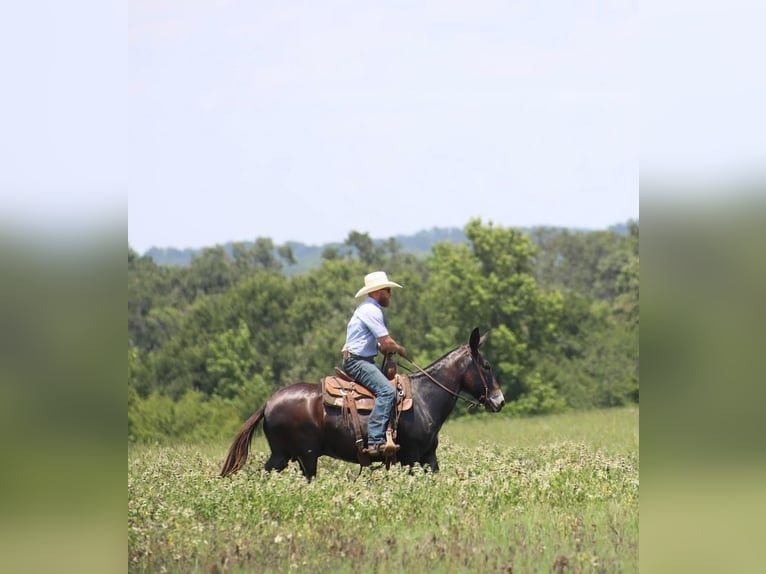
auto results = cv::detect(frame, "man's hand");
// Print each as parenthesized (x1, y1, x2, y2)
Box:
(378, 335, 408, 359)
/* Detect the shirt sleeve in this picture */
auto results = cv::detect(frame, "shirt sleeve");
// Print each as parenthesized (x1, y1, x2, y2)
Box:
(357, 301, 388, 339)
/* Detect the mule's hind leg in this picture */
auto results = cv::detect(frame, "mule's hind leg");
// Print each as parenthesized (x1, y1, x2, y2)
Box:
(264, 453, 288, 472)
(297, 452, 319, 482)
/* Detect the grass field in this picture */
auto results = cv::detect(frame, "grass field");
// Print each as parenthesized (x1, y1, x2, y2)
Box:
(128, 407, 638, 573)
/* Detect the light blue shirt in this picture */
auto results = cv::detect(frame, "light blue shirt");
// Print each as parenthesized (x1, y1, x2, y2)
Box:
(343, 297, 388, 357)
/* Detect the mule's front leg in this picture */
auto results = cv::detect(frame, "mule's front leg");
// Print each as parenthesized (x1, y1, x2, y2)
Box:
(419, 450, 440, 473)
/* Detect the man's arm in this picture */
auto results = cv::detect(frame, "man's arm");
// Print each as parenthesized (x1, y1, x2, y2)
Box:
(378, 335, 408, 359)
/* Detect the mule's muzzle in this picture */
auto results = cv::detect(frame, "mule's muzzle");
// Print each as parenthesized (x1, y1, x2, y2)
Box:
(485, 390, 505, 412)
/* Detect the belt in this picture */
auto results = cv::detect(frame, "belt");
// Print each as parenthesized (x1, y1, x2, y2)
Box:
(342, 350, 376, 362)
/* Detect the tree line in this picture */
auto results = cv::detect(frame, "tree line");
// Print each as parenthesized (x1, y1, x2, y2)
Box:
(128, 218, 639, 442)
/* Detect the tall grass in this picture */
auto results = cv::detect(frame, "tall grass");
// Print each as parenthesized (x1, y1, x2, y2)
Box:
(128, 407, 638, 573)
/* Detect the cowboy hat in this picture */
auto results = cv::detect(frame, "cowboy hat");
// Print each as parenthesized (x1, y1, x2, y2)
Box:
(354, 271, 403, 298)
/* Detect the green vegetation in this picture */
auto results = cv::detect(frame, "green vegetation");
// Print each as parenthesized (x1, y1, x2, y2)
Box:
(128, 407, 638, 573)
(143, 227, 470, 270)
(129, 218, 638, 443)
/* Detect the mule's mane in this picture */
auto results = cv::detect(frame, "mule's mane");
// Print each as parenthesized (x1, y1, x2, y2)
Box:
(408, 344, 471, 383)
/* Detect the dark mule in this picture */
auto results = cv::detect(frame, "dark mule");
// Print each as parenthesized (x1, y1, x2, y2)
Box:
(220, 327, 505, 480)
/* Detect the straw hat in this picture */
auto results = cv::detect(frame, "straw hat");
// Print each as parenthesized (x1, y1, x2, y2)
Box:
(354, 271, 403, 298)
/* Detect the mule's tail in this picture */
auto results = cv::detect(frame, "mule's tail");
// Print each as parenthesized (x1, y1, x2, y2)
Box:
(220, 406, 265, 477)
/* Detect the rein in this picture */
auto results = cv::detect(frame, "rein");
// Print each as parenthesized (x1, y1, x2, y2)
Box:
(401, 350, 484, 410)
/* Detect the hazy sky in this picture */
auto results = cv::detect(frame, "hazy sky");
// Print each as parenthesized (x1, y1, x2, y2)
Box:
(126, 1, 638, 252)
(4, 2, 763, 254)
(0, 1, 124, 237)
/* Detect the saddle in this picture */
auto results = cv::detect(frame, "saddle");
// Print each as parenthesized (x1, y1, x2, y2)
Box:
(322, 369, 413, 412)
(321, 368, 412, 467)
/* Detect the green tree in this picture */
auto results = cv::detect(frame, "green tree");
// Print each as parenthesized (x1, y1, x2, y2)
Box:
(530, 224, 637, 302)
(129, 246, 189, 350)
(321, 246, 342, 261)
(225, 272, 296, 385)
(231, 238, 284, 273)
(282, 259, 362, 381)
(423, 219, 564, 406)
(207, 320, 258, 399)
(344, 231, 384, 266)
(277, 244, 296, 266)
(612, 221, 639, 327)
(206, 319, 273, 418)
(186, 246, 235, 297)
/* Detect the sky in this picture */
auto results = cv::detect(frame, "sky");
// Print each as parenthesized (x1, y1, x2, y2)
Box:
(127, 0, 639, 253)
(0, 1, 124, 239)
(2, 2, 763, 254)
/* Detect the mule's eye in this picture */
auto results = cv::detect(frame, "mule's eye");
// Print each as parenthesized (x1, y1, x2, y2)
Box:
(482, 359, 491, 370)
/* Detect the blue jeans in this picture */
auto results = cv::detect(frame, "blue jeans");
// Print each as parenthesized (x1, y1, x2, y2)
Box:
(342, 357, 396, 445)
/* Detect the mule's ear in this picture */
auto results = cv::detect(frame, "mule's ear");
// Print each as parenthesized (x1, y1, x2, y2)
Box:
(469, 327, 480, 354)
(479, 331, 489, 347)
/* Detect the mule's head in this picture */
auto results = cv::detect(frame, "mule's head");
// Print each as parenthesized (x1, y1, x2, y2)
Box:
(466, 327, 505, 412)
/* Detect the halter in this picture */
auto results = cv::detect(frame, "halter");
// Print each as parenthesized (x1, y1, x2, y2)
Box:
(470, 350, 491, 404)
(402, 346, 489, 410)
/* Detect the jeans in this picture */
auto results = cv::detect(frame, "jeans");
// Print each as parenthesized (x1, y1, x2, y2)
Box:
(342, 357, 396, 445)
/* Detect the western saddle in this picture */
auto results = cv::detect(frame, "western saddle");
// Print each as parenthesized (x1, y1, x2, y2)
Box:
(321, 363, 412, 467)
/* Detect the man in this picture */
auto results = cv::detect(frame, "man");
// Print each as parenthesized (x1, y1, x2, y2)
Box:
(342, 271, 408, 456)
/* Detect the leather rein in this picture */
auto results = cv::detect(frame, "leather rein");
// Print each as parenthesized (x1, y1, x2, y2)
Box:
(402, 347, 489, 410)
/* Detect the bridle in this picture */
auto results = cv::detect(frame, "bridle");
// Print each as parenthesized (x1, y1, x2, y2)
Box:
(470, 350, 491, 405)
(402, 346, 490, 410)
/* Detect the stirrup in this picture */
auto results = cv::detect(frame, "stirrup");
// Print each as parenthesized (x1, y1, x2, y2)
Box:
(382, 443, 401, 456)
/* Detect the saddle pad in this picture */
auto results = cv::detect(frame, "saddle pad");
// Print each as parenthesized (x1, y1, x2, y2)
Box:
(322, 374, 412, 412)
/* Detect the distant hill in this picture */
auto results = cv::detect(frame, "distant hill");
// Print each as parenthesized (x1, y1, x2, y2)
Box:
(140, 223, 634, 274)
(142, 226, 469, 273)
